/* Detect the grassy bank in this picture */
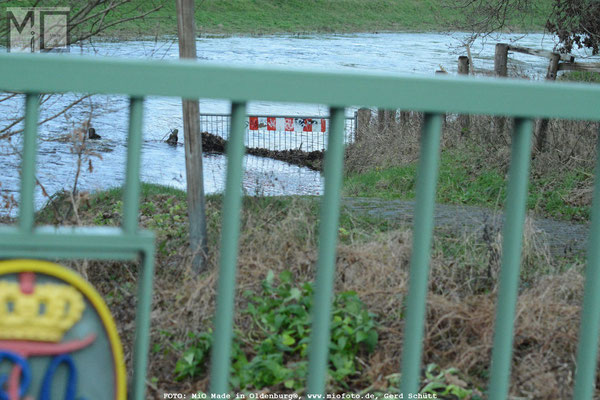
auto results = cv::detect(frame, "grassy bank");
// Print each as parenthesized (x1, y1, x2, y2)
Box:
(104, 0, 553, 36)
(344, 147, 592, 222)
(1, 0, 552, 38)
(36, 183, 587, 398)
(343, 109, 598, 223)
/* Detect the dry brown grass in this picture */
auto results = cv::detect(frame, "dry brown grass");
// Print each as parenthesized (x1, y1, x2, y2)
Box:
(345, 112, 423, 174)
(347, 111, 598, 176)
(36, 188, 596, 399)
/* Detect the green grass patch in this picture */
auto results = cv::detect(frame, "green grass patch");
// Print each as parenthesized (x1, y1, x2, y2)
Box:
(35, 183, 401, 250)
(105, 0, 553, 36)
(559, 71, 600, 84)
(343, 149, 591, 221)
(1, 0, 553, 38)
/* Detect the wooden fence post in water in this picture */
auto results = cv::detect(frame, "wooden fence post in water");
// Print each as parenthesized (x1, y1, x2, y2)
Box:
(458, 56, 470, 134)
(494, 43, 509, 78)
(494, 43, 509, 137)
(176, 0, 208, 272)
(534, 52, 560, 153)
(356, 108, 372, 142)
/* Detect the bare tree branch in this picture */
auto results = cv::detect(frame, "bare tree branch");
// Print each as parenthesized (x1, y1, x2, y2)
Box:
(0, 95, 91, 140)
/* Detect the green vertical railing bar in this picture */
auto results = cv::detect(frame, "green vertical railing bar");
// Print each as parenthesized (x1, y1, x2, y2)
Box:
(123, 97, 144, 234)
(399, 113, 443, 396)
(306, 107, 347, 396)
(573, 125, 600, 400)
(132, 249, 155, 400)
(487, 118, 534, 400)
(19, 93, 40, 232)
(209, 101, 247, 395)
(123, 96, 152, 400)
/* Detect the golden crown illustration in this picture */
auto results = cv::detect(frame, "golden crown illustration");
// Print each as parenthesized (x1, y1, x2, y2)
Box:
(0, 280, 85, 342)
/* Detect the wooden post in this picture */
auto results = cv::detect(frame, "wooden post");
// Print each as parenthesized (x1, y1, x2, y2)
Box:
(546, 52, 561, 80)
(377, 108, 385, 134)
(535, 52, 560, 153)
(457, 56, 470, 135)
(494, 43, 509, 137)
(356, 108, 371, 142)
(176, 0, 208, 272)
(400, 111, 410, 126)
(385, 109, 396, 132)
(494, 43, 509, 77)
(458, 56, 469, 75)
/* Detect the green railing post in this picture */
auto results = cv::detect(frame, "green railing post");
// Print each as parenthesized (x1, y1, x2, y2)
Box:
(123, 97, 144, 234)
(132, 247, 155, 400)
(306, 107, 347, 397)
(488, 118, 534, 400)
(209, 101, 247, 396)
(19, 93, 40, 232)
(399, 113, 443, 396)
(573, 125, 600, 400)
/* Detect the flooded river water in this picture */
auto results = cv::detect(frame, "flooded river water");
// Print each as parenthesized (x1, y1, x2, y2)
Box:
(1, 32, 596, 215)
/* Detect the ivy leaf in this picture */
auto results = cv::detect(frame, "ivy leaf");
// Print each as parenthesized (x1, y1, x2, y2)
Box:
(338, 336, 347, 351)
(282, 333, 295, 346)
(284, 379, 295, 389)
(184, 352, 195, 365)
(288, 287, 301, 301)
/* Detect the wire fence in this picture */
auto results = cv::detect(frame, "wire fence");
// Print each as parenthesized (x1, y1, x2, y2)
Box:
(199, 113, 357, 152)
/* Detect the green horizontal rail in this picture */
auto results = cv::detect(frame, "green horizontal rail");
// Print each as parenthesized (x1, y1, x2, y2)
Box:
(3, 53, 600, 400)
(1, 53, 600, 120)
(0, 226, 154, 259)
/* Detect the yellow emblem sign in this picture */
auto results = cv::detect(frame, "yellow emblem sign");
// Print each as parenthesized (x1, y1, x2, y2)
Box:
(0, 259, 126, 400)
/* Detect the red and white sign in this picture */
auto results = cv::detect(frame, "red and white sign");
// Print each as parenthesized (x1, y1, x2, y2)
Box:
(248, 117, 328, 133)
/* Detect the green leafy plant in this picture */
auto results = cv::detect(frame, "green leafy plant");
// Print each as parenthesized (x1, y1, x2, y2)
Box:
(365, 365, 480, 400)
(420, 363, 478, 399)
(174, 331, 213, 379)
(174, 270, 378, 391)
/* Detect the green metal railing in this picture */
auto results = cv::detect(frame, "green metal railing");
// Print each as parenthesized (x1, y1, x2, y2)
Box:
(1, 53, 600, 399)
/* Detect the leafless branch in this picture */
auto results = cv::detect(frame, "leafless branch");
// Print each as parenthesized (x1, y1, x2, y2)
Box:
(0, 94, 91, 140)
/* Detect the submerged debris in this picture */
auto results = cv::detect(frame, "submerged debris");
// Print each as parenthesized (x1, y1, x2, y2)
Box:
(201, 131, 227, 152)
(88, 127, 101, 140)
(166, 129, 178, 145)
(201, 131, 324, 171)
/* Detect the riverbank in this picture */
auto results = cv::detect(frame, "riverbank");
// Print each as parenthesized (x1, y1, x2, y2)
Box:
(342, 109, 598, 224)
(36, 183, 587, 398)
(85, 0, 552, 38)
(343, 148, 592, 222)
